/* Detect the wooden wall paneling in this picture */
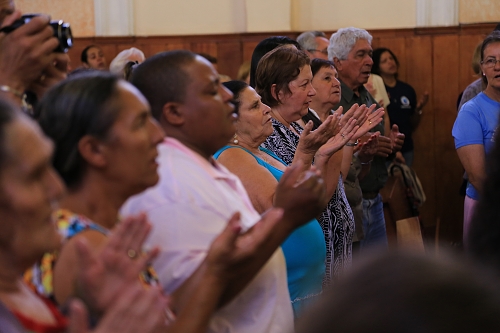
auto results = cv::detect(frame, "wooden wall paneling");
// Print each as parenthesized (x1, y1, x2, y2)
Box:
(432, 35, 463, 243)
(372, 37, 407, 82)
(243, 41, 260, 62)
(217, 42, 243, 80)
(190, 42, 218, 58)
(458, 34, 484, 94)
(405, 36, 435, 230)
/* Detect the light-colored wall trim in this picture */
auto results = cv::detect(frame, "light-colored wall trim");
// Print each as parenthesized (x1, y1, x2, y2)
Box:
(416, 0, 458, 27)
(94, 0, 134, 36)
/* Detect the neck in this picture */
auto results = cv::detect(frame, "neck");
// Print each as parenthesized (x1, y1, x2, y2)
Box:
(309, 101, 333, 122)
(381, 73, 397, 87)
(235, 137, 262, 154)
(484, 85, 500, 103)
(270, 107, 292, 128)
(0, 253, 25, 293)
(60, 175, 127, 229)
(339, 76, 361, 96)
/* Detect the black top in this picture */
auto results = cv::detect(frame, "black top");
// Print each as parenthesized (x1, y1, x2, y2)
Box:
(385, 80, 417, 153)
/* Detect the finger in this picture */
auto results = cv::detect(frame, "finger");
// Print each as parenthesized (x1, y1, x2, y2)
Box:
(68, 299, 89, 333)
(299, 120, 313, 138)
(333, 105, 343, 117)
(278, 162, 302, 189)
(211, 212, 242, 252)
(15, 15, 51, 36)
(1, 10, 22, 28)
(391, 124, 400, 133)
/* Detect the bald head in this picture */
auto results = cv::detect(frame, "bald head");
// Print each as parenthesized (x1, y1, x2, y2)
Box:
(130, 50, 197, 121)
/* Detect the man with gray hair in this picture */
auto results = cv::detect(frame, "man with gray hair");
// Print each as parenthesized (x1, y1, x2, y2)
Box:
(328, 27, 404, 251)
(297, 30, 329, 60)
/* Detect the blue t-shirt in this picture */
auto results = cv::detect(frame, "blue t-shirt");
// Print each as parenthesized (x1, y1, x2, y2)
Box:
(214, 145, 326, 318)
(453, 92, 500, 200)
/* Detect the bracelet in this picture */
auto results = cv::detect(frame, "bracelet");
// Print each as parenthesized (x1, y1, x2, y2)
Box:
(0, 85, 24, 99)
(360, 160, 373, 165)
(345, 139, 359, 147)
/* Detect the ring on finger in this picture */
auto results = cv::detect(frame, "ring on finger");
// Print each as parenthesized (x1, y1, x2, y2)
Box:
(127, 249, 137, 259)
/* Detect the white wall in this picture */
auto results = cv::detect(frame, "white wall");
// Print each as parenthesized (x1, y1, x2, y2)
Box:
(15, 0, 500, 37)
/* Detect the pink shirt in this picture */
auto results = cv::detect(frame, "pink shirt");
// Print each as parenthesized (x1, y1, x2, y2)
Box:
(121, 137, 293, 333)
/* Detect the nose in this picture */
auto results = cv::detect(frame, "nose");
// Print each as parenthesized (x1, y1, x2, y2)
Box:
(308, 83, 316, 97)
(220, 84, 234, 103)
(262, 102, 271, 114)
(332, 77, 340, 87)
(149, 117, 166, 145)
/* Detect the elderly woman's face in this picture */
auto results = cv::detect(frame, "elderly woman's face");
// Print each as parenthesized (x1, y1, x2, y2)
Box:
(482, 41, 500, 90)
(0, 116, 64, 268)
(235, 87, 272, 144)
(278, 65, 316, 121)
(311, 66, 341, 107)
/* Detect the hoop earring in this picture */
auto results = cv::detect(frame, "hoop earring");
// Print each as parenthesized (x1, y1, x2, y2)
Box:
(233, 134, 239, 145)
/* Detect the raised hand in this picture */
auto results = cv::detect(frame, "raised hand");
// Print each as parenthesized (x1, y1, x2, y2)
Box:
(389, 124, 405, 152)
(357, 132, 380, 162)
(317, 118, 359, 158)
(274, 163, 326, 227)
(375, 134, 393, 157)
(296, 114, 340, 155)
(352, 105, 385, 140)
(74, 213, 165, 316)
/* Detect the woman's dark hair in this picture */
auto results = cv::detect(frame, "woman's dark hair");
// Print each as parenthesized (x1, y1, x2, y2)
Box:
(0, 99, 19, 170)
(222, 80, 248, 115)
(36, 72, 122, 189)
(249, 36, 301, 88)
(371, 48, 399, 77)
(255, 45, 310, 108)
(311, 58, 335, 77)
(81, 45, 99, 64)
(480, 31, 500, 61)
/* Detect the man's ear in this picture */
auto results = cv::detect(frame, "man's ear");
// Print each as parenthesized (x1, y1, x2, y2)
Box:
(333, 57, 342, 71)
(78, 135, 107, 168)
(161, 102, 185, 126)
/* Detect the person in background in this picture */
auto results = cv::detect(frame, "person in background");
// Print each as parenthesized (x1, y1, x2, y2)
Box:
(329, 27, 405, 251)
(236, 61, 251, 84)
(81, 45, 107, 71)
(453, 31, 500, 248)
(297, 31, 330, 60)
(371, 47, 428, 167)
(109, 47, 145, 78)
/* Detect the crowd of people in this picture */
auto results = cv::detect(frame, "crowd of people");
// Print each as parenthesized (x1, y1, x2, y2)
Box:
(1, 0, 500, 332)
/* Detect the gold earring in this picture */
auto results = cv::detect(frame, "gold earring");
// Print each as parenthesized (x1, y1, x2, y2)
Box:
(233, 134, 239, 145)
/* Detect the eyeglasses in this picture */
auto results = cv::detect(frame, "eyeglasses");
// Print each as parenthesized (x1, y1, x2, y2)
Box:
(481, 58, 500, 68)
(308, 49, 328, 56)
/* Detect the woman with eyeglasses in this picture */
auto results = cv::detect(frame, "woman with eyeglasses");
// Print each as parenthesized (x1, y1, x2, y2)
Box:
(453, 31, 500, 248)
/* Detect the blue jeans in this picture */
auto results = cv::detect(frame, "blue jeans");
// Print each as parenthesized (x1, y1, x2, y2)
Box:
(360, 194, 388, 250)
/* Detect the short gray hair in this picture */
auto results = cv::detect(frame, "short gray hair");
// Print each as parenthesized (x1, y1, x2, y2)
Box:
(328, 27, 373, 61)
(297, 31, 327, 52)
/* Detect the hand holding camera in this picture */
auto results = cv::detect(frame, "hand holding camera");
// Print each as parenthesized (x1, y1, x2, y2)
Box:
(0, 11, 71, 103)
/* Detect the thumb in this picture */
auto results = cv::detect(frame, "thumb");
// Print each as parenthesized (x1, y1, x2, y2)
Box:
(391, 124, 399, 133)
(278, 163, 302, 190)
(300, 120, 313, 138)
(68, 299, 89, 333)
(214, 212, 242, 249)
(1, 10, 22, 29)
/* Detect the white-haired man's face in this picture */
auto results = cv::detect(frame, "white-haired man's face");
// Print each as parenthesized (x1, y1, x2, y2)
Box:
(335, 38, 373, 91)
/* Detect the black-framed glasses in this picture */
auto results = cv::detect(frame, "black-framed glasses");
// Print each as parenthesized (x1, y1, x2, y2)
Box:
(481, 58, 500, 68)
(308, 49, 328, 56)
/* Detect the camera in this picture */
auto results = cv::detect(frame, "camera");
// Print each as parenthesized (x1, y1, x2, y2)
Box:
(0, 14, 73, 53)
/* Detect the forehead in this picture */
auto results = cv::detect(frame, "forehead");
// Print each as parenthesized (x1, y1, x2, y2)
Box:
(184, 56, 219, 87)
(349, 39, 372, 54)
(315, 37, 329, 49)
(317, 65, 336, 75)
(88, 47, 103, 54)
(240, 86, 259, 102)
(483, 42, 500, 57)
(2, 117, 52, 175)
